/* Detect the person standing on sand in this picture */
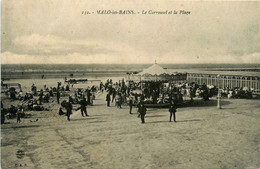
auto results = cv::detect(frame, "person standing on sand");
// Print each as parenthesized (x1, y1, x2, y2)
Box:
(112, 88, 116, 103)
(39, 89, 43, 105)
(86, 88, 91, 105)
(57, 90, 60, 104)
(169, 100, 177, 122)
(66, 101, 72, 121)
(80, 96, 88, 117)
(115, 93, 122, 108)
(17, 105, 23, 123)
(31, 83, 37, 95)
(139, 101, 147, 124)
(106, 93, 111, 107)
(118, 93, 122, 108)
(129, 96, 133, 114)
(57, 82, 61, 91)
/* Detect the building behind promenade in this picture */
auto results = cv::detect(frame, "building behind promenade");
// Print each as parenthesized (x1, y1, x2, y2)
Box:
(167, 68, 260, 93)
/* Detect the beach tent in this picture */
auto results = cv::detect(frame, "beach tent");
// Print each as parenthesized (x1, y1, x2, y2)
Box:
(126, 63, 187, 82)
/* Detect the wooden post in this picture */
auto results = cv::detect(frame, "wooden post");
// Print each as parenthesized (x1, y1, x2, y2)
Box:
(217, 74, 222, 109)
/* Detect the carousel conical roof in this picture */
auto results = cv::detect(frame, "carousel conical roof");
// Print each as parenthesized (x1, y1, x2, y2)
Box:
(138, 64, 168, 75)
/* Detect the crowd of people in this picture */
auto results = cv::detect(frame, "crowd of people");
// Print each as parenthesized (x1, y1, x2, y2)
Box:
(103, 78, 218, 107)
(1, 81, 99, 123)
(221, 87, 258, 99)
(1, 77, 259, 124)
(101, 79, 211, 123)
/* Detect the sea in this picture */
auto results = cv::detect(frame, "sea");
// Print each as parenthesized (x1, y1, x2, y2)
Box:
(1, 64, 260, 92)
(2, 64, 260, 80)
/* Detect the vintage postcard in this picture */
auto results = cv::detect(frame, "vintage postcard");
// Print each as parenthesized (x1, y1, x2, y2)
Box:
(1, 1, 260, 169)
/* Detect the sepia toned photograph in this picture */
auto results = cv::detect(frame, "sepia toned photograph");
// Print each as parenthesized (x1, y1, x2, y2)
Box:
(1, 1, 260, 168)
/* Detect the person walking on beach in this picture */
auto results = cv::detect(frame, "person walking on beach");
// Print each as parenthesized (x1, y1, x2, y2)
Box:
(139, 101, 147, 124)
(106, 93, 111, 107)
(169, 100, 177, 122)
(129, 96, 133, 114)
(66, 101, 72, 121)
(57, 90, 60, 104)
(80, 96, 88, 117)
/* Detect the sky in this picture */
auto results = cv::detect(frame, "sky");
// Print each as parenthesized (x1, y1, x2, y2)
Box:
(1, 0, 260, 64)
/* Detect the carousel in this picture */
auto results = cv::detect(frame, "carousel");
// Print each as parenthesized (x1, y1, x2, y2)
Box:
(126, 63, 187, 107)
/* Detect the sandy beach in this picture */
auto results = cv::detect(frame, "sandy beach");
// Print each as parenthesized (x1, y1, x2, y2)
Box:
(1, 89, 260, 169)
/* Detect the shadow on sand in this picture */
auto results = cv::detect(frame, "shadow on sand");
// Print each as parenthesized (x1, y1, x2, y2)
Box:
(72, 117, 97, 121)
(146, 120, 168, 124)
(221, 107, 236, 110)
(91, 114, 111, 117)
(176, 119, 201, 123)
(146, 115, 167, 118)
(147, 118, 202, 124)
(90, 104, 105, 107)
(7, 125, 41, 129)
(148, 108, 168, 112)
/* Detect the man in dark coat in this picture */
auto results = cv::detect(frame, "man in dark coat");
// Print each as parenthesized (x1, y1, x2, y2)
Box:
(66, 101, 72, 121)
(169, 100, 177, 122)
(139, 102, 147, 123)
(86, 89, 91, 105)
(129, 96, 133, 114)
(117, 93, 122, 109)
(57, 90, 60, 104)
(79, 97, 88, 117)
(112, 88, 116, 103)
(106, 93, 111, 107)
(39, 89, 43, 105)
